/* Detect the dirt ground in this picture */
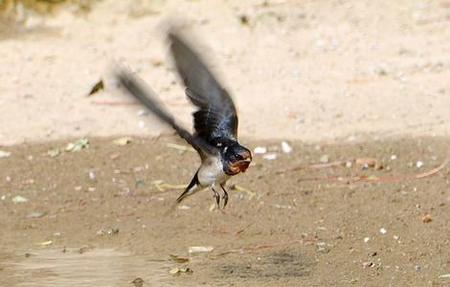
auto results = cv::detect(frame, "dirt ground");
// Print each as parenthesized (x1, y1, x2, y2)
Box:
(1, 0, 450, 286)
(0, 136, 449, 286)
(0, 0, 449, 145)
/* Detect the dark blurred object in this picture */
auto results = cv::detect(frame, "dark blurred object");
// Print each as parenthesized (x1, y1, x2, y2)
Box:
(88, 79, 104, 96)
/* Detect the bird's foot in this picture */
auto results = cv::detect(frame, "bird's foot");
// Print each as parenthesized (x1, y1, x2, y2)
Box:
(212, 188, 220, 207)
(220, 184, 229, 209)
(222, 190, 228, 208)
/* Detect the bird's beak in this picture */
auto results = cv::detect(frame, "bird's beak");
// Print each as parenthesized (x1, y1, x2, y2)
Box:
(236, 158, 251, 173)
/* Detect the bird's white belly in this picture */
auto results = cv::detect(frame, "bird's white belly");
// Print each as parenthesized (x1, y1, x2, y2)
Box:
(198, 156, 229, 186)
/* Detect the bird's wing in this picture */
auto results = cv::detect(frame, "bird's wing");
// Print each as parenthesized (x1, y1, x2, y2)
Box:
(168, 31, 239, 144)
(117, 70, 217, 155)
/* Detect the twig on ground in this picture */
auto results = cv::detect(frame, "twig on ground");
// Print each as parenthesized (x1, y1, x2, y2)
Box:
(295, 160, 448, 184)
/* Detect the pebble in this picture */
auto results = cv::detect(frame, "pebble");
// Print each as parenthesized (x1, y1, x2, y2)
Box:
(254, 146, 267, 154)
(12, 195, 28, 204)
(416, 161, 424, 168)
(319, 154, 329, 163)
(263, 153, 277, 160)
(379, 228, 387, 235)
(0, 150, 11, 158)
(96, 227, 119, 236)
(422, 214, 432, 223)
(281, 141, 293, 153)
(88, 171, 96, 181)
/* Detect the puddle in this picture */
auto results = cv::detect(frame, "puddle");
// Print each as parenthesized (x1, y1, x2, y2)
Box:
(0, 248, 172, 287)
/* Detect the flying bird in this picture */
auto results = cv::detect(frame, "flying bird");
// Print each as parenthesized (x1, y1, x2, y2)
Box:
(117, 30, 252, 208)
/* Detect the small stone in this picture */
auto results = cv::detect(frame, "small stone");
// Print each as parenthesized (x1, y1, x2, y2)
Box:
(319, 154, 329, 163)
(416, 161, 424, 168)
(390, 154, 397, 160)
(96, 227, 119, 236)
(88, 171, 96, 181)
(379, 228, 387, 235)
(47, 148, 61, 157)
(263, 153, 277, 160)
(0, 150, 11, 158)
(422, 214, 432, 223)
(137, 110, 148, 117)
(281, 141, 293, 153)
(364, 237, 370, 243)
(113, 137, 133, 146)
(254, 146, 267, 154)
(12, 195, 28, 203)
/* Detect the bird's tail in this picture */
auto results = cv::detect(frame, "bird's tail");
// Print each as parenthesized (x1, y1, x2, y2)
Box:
(176, 172, 201, 203)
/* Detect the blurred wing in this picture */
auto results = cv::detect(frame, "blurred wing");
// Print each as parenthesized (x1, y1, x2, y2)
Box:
(168, 31, 239, 144)
(116, 70, 217, 155)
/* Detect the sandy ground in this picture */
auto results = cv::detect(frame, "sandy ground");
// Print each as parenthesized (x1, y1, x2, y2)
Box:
(0, 0, 450, 286)
(0, 0, 449, 145)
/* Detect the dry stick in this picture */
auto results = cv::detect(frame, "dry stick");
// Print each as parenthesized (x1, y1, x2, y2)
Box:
(415, 160, 448, 179)
(296, 160, 448, 184)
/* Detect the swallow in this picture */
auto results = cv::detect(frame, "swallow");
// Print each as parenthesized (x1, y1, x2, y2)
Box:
(117, 30, 252, 208)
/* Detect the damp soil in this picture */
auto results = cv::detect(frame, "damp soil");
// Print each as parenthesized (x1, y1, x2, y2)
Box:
(0, 136, 449, 286)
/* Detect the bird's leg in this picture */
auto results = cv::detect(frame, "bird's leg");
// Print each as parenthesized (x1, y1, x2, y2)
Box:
(212, 186, 220, 207)
(220, 184, 229, 208)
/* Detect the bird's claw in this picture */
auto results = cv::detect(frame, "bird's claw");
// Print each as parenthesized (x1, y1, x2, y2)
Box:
(212, 187, 229, 209)
(222, 190, 229, 208)
(212, 188, 220, 207)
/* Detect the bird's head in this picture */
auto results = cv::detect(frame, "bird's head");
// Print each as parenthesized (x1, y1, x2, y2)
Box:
(222, 144, 252, 175)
